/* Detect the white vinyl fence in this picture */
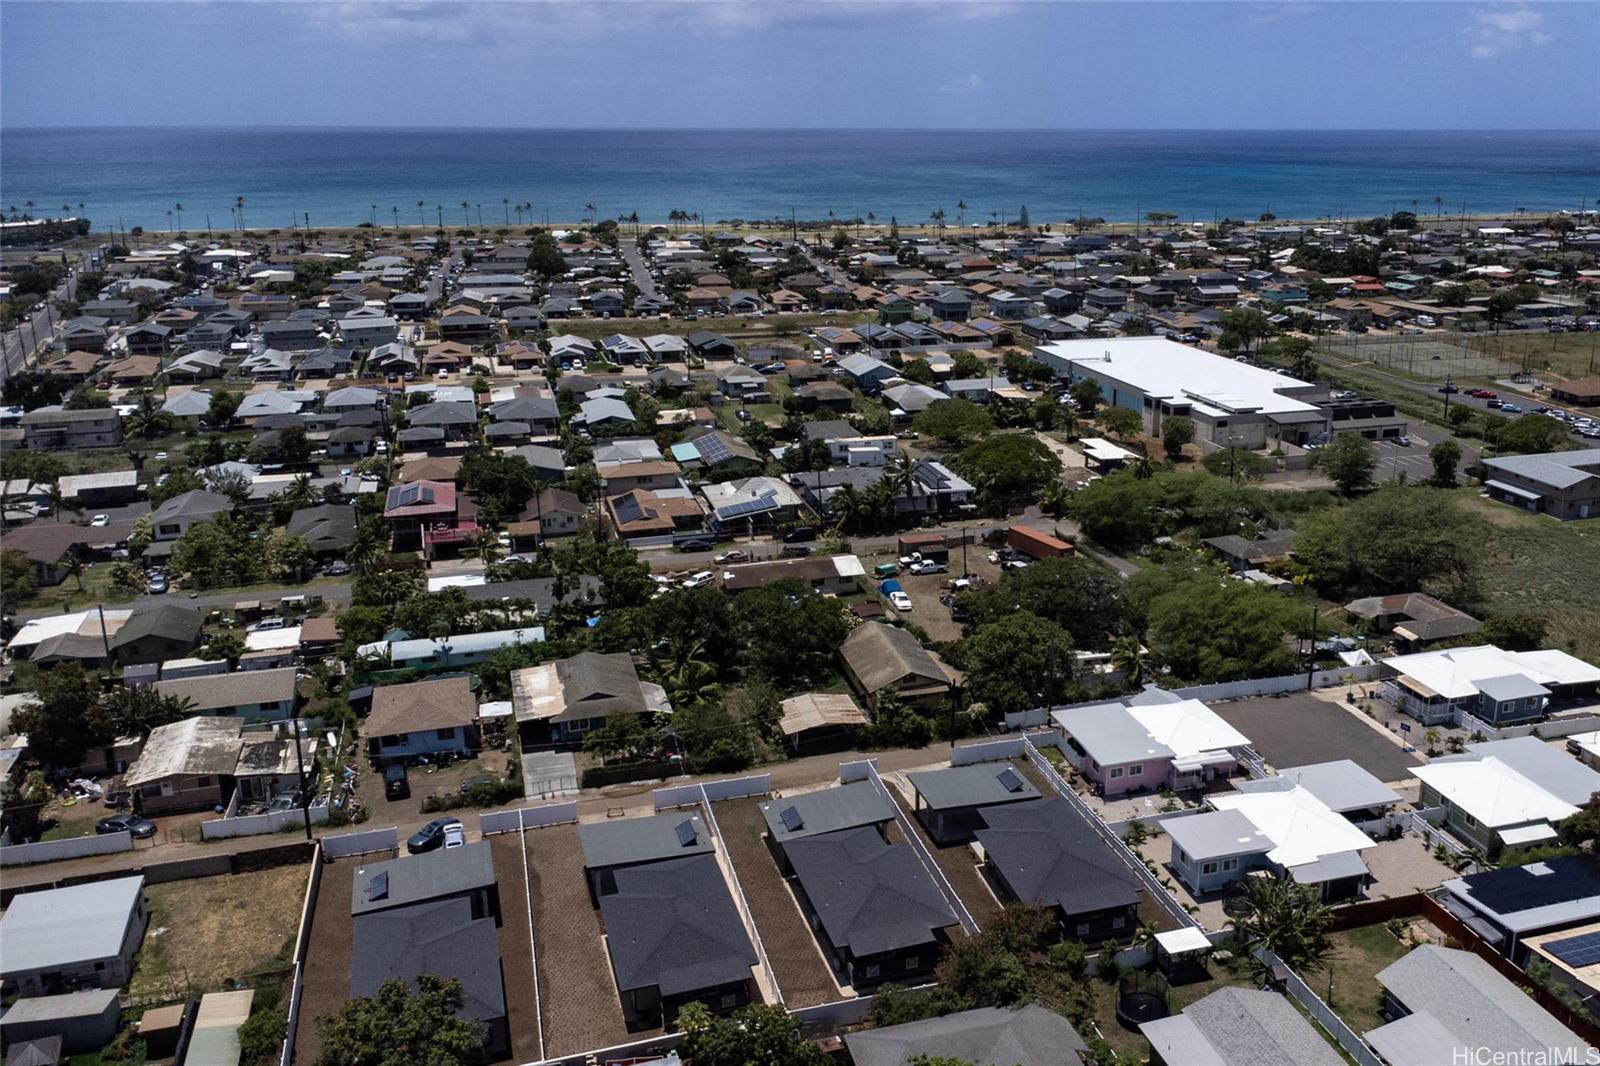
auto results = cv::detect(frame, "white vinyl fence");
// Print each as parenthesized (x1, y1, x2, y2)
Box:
(0, 830, 133, 866)
(652, 773, 769, 811)
(480, 801, 578, 835)
(322, 826, 398, 858)
(200, 804, 329, 841)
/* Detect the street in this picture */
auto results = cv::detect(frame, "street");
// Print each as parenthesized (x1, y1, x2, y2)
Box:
(0, 247, 98, 383)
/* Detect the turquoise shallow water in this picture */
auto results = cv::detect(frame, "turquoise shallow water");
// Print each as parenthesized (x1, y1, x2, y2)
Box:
(2, 127, 1595, 232)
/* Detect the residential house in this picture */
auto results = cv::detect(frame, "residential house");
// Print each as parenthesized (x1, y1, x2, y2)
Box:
(578, 396, 638, 435)
(107, 605, 203, 668)
(837, 352, 897, 392)
(363, 676, 480, 765)
(881, 383, 947, 416)
(599, 460, 681, 496)
(56, 469, 139, 508)
(847, 1005, 1090, 1066)
(1379, 644, 1600, 726)
(287, 503, 358, 556)
(1438, 855, 1600, 962)
(20, 408, 122, 450)
(977, 797, 1143, 942)
(605, 488, 706, 541)
(0, 878, 149, 997)
(153, 668, 299, 722)
(579, 812, 713, 902)
(643, 334, 690, 363)
(148, 488, 231, 544)
(700, 476, 803, 531)
(357, 628, 544, 673)
(1344, 592, 1481, 650)
(337, 314, 398, 349)
(1413, 737, 1600, 853)
(0, 988, 123, 1055)
(349, 845, 509, 1059)
(511, 487, 584, 543)
(686, 330, 737, 359)
(383, 480, 468, 553)
(232, 735, 316, 805)
(1142, 988, 1346, 1066)
(122, 322, 174, 356)
(905, 763, 1042, 846)
(1365, 946, 1589, 1066)
(839, 622, 961, 712)
(783, 825, 957, 988)
(1052, 693, 1250, 797)
(598, 854, 758, 1030)
(259, 319, 320, 351)
(511, 651, 673, 748)
(719, 554, 864, 595)
(124, 716, 243, 814)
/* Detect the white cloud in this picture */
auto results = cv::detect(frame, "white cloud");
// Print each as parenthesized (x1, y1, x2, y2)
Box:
(307, 0, 1019, 48)
(1465, 6, 1552, 59)
(938, 72, 986, 95)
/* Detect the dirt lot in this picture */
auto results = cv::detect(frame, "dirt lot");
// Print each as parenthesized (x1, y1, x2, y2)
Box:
(521, 822, 639, 1054)
(856, 546, 1005, 643)
(131, 864, 308, 1001)
(712, 798, 842, 1007)
(1212, 691, 1421, 784)
(876, 773, 1002, 923)
(295, 859, 356, 1065)
(353, 750, 521, 825)
(488, 834, 544, 1064)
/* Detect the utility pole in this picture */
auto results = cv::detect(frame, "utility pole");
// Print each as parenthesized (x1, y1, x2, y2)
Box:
(292, 716, 313, 840)
(1305, 604, 1318, 691)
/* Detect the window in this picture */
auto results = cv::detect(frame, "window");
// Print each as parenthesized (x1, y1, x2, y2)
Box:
(1177, 849, 1190, 865)
(1202, 861, 1219, 875)
(719, 993, 738, 1009)
(1128, 763, 1144, 776)
(435, 727, 456, 740)
(862, 964, 881, 979)
(1112, 916, 1126, 929)
(1075, 923, 1091, 937)
(904, 956, 921, 971)
(141, 785, 163, 798)
(1109, 767, 1124, 779)
(1221, 858, 1239, 872)
(379, 735, 403, 749)
(95, 961, 106, 971)
(195, 777, 211, 787)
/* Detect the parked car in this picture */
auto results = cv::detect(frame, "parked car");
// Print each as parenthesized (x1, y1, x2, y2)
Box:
(96, 814, 157, 839)
(782, 526, 815, 543)
(406, 817, 462, 854)
(90, 513, 110, 527)
(889, 591, 913, 612)
(442, 822, 467, 850)
(384, 764, 410, 801)
(146, 573, 169, 594)
(873, 562, 899, 578)
(713, 550, 749, 565)
(246, 617, 286, 633)
(677, 539, 713, 553)
(1395, 435, 1412, 447)
(681, 570, 715, 588)
(1437, 383, 1459, 394)
(780, 545, 813, 558)
(909, 559, 948, 575)
(324, 560, 352, 576)
(1499, 403, 1522, 413)
(457, 775, 495, 796)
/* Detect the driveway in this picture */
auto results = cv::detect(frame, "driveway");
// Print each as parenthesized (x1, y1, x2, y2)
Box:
(522, 751, 579, 800)
(1212, 690, 1421, 784)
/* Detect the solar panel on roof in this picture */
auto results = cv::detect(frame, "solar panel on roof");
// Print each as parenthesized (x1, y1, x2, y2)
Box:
(997, 768, 1024, 793)
(696, 433, 732, 466)
(675, 819, 698, 847)
(780, 806, 804, 832)
(1547, 931, 1600, 968)
(368, 870, 389, 901)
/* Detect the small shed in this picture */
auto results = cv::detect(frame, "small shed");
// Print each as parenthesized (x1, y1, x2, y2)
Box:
(0, 989, 120, 1054)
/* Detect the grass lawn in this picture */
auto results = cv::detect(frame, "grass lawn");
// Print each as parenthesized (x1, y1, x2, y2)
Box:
(1087, 954, 1261, 1056)
(1458, 491, 1600, 661)
(38, 796, 105, 841)
(129, 864, 308, 1001)
(1324, 923, 1412, 1037)
(21, 561, 137, 613)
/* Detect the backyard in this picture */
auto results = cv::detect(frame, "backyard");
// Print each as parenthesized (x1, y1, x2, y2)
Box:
(1323, 921, 1421, 1037)
(129, 863, 309, 1001)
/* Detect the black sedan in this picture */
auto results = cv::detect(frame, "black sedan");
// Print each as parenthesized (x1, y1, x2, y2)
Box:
(96, 814, 157, 839)
(406, 817, 462, 854)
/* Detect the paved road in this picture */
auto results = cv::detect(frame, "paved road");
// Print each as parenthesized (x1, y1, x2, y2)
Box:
(13, 580, 354, 621)
(1, 249, 97, 383)
(619, 240, 658, 298)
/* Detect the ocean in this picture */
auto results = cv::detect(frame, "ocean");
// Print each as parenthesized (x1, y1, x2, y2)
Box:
(1, 127, 1595, 233)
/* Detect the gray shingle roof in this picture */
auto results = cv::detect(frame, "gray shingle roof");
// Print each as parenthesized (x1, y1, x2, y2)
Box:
(759, 781, 897, 844)
(350, 841, 496, 917)
(783, 826, 956, 957)
(1142, 987, 1346, 1066)
(351, 897, 505, 1031)
(846, 1004, 1089, 1066)
(579, 813, 710, 870)
(976, 797, 1142, 916)
(598, 853, 756, 997)
(906, 763, 1041, 812)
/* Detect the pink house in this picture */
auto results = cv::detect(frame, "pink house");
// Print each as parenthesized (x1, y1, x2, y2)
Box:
(1052, 694, 1250, 797)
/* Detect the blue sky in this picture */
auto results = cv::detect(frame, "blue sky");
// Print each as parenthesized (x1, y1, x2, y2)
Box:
(3, 1, 1596, 129)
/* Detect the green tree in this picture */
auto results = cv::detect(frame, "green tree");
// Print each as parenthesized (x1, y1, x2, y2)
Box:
(1160, 416, 1194, 459)
(1095, 406, 1143, 439)
(1258, 335, 1318, 381)
(1109, 634, 1148, 687)
(1218, 307, 1274, 353)
(197, 631, 246, 666)
(1, 549, 35, 600)
(315, 975, 485, 1066)
(912, 398, 994, 446)
(732, 581, 850, 686)
(677, 1003, 827, 1066)
(104, 688, 196, 739)
(962, 613, 1076, 714)
(1496, 414, 1573, 455)
(954, 434, 1061, 512)
(1202, 447, 1270, 486)
(958, 556, 1127, 650)
(9, 664, 113, 767)
(1446, 404, 1475, 433)
(1429, 438, 1462, 486)
(1294, 486, 1488, 595)
(1069, 378, 1103, 412)
(1143, 575, 1300, 682)
(1234, 876, 1334, 980)
(1312, 431, 1377, 495)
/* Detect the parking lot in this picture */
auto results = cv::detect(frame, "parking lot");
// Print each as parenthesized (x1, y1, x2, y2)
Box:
(1212, 691, 1421, 784)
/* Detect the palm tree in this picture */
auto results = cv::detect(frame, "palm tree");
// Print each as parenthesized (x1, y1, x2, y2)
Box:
(584, 202, 597, 225)
(417, 200, 426, 226)
(460, 201, 471, 226)
(282, 473, 320, 512)
(165, 209, 173, 233)
(884, 448, 916, 505)
(957, 200, 967, 228)
(1039, 479, 1072, 518)
(106, 689, 196, 739)
(234, 196, 246, 231)
(1130, 452, 1155, 480)
(391, 205, 400, 229)
(930, 209, 946, 237)
(1235, 876, 1334, 980)
(1110, 635, 1147, 687)
(655, 637, 719, 709)
(829, 482, 864, 533)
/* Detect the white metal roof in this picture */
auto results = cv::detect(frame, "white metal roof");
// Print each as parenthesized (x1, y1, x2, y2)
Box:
(1126, 699, 1250, 761)
(1384, 644, 1600, 700)
(1039, 336, 1323, 418)
(1209, 785, 1376, 869)
(1413, 756, 1578, 829)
